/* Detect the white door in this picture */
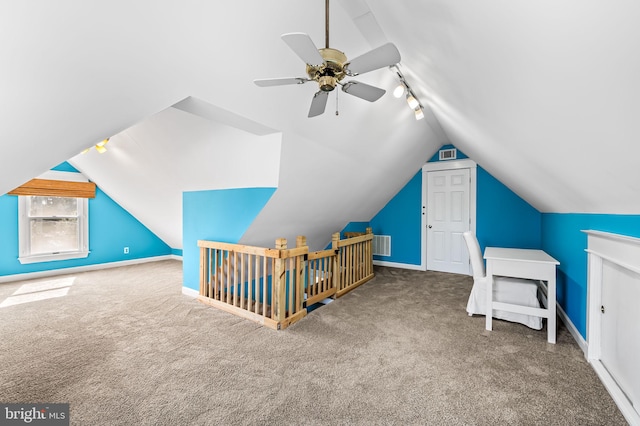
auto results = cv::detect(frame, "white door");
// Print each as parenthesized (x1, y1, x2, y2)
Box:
(426, 168, 470, 274)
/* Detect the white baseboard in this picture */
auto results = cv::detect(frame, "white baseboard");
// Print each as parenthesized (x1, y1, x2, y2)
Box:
(182, 287, 199, 298)
(556, 303, 588, 356)
(0, 255, 181, 284)
(373, 260, 426, 271)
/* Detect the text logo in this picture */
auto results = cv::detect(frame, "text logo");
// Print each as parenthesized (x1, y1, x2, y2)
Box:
(1, 404, 69, 426)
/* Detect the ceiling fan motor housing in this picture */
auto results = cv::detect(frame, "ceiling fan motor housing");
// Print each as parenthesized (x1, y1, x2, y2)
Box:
(307, 47, 347, 92)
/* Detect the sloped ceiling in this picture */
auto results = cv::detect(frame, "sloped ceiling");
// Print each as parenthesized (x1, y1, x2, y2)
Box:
(69, 104, 282, 248)
(366, 1, 640, 214)
(2, 1, 639, 251)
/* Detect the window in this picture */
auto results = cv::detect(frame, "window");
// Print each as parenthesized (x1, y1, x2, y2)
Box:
(10, 170, 94, 264)
(18, 195, 89, 264)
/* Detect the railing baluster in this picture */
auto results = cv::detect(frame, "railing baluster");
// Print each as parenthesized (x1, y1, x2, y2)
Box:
(199, 247, 205, 296)
(233, 253, 238, 307)
(315, 259, 320, 295)
(358, 243, 362, 279)
(209, 249, 213, 299)
(247, 254, 253, 311)
(256, 255, 261, 315)
(287, 258, 293, 315)
(228, 253, 232, 304)
(216, 249, 221, 300)
(262, 255, 268, 318)
(254, 255, 260, 315)
(271, 257, 276, 320)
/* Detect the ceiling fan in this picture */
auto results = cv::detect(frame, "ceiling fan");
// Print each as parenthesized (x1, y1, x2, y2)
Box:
(254, 0, 401, 117)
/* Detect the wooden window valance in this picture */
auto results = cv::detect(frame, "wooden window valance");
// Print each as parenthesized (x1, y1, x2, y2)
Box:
(8, 178, 96, 198)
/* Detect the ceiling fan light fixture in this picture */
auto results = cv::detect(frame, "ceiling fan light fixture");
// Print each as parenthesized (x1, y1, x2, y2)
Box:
(318, 75, 337, 92)
(414, 107, 425, 120)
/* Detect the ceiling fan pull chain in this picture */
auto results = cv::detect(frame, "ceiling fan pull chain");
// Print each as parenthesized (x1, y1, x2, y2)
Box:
(335, 88, 339, 116)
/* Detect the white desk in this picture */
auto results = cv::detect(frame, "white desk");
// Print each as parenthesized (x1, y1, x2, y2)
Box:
(484, 247, 560, 344)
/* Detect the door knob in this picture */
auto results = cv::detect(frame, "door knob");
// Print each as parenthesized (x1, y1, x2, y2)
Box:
(428, 225, 432, 228)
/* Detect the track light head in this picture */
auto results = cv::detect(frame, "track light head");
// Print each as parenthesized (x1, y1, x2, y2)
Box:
(406, 93, 419, 109)
(393, 84, 405, 98)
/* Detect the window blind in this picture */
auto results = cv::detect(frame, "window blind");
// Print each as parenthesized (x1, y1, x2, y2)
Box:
(8, 178, 96, 198)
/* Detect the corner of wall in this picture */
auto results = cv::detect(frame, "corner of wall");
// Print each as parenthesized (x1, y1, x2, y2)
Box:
(182, 187, 276, 291)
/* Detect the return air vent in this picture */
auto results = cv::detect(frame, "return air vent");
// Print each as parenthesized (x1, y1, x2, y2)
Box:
(373, 235, 391, 257)
(439, 148, 457, 161)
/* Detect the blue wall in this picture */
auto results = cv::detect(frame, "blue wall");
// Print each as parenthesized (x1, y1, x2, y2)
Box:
(0, 163, 171, 277)
(369, 171, 423, 264)
(541, 213, 640, 338)
(182, 187, 276, 290)
(362, 145, 540, 266)
(476, 167, 541, 252)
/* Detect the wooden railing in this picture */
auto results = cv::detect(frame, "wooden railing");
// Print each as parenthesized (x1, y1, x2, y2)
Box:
(306, 248, 336, 306)
(198, 228, 375, 330)
(332, 230, 374, 297)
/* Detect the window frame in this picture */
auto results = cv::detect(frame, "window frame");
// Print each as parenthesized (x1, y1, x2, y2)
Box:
(17, 171, 90, 264)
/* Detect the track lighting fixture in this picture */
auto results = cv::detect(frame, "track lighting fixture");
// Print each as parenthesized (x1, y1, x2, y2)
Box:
(390, 65, 425, 120)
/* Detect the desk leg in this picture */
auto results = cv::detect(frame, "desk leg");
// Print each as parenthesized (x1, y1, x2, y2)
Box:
(548, 274, 556, 344)
(486, 263, 493, 331)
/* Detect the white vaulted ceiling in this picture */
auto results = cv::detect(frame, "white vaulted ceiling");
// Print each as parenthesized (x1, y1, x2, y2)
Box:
(69, 104, 282, 248)
(1, 0, 639, 250)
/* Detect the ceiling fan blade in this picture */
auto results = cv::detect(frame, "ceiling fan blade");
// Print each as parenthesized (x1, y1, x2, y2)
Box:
(308, 91, 329, 117)
(282, 32, 324, 66)
(254, 77, 309, 87)
(345, 43, 401, 76)
(341, 81, 386, 102)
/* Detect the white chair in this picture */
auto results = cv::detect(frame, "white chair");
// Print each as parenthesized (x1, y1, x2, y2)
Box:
(463, 231, 543, 330)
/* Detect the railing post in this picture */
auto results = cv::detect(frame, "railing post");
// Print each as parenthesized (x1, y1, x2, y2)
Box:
(366, 227, 373, 276)
(199, 246, 206, 296)
(331, 232, 340, 294)
(296, 236, 307, 312)
(274, 238, 287, 326)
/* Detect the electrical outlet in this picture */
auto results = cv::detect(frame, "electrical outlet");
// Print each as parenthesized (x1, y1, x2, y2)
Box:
(124, 247, 129, 254)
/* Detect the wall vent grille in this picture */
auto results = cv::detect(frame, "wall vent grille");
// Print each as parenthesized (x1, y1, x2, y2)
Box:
(439, 148, 457, 161)
(373, 235, 391, 257)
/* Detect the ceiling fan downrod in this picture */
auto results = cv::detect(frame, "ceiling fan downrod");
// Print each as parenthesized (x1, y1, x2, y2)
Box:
(325, 0, 330, 48)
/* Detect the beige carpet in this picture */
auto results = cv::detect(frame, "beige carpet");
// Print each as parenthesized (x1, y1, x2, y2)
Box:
(0, 260, 626, 425)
